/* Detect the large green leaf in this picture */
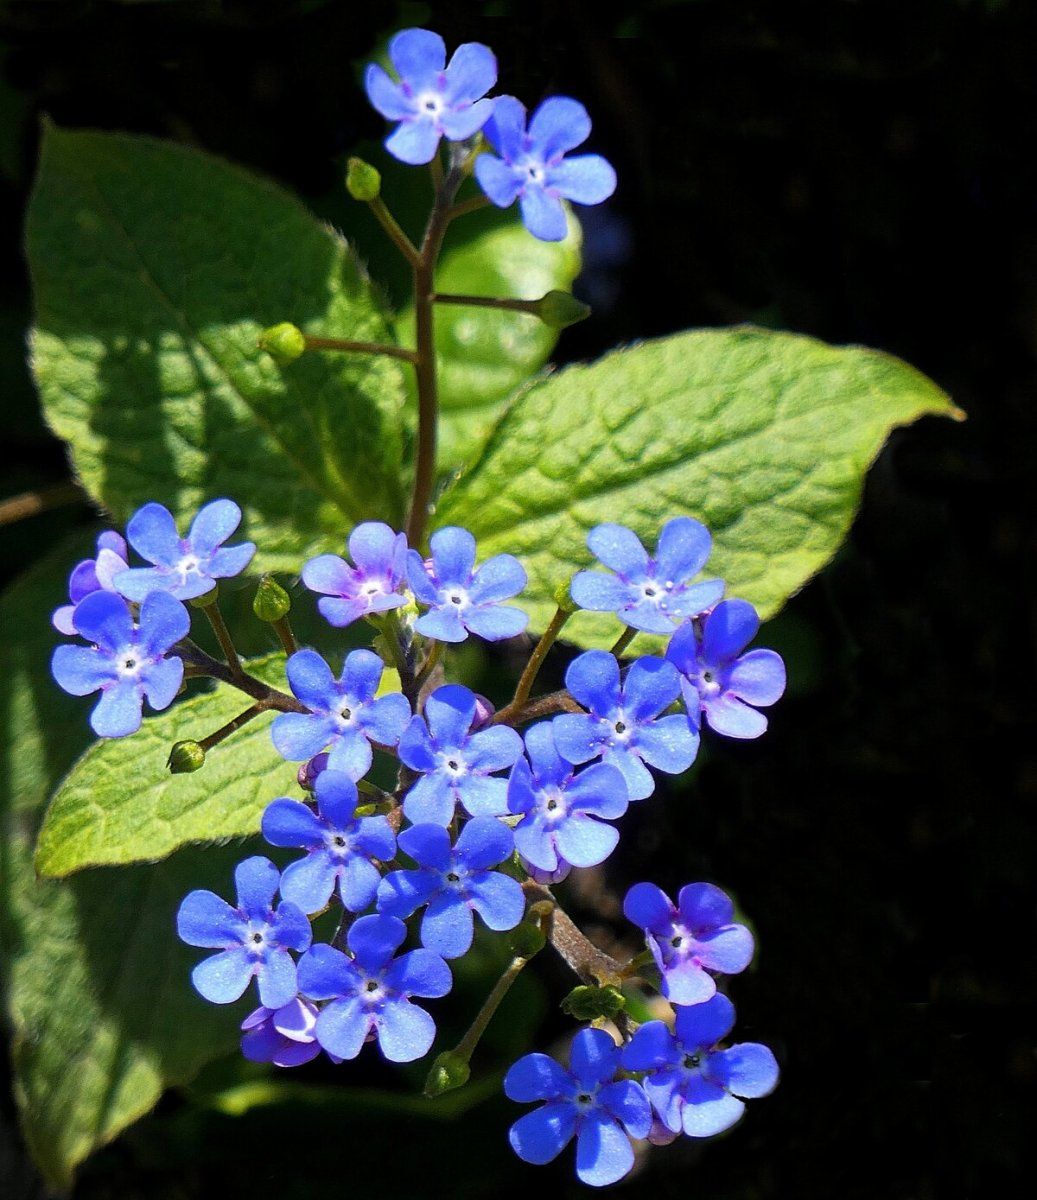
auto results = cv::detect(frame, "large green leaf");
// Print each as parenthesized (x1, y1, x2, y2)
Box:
(34, 656, 295, 879)
(434, 326, 961, 647)
(26, 125, 407, 570)
(396, 204, 581, 471)
(0, 540, 249, 1190)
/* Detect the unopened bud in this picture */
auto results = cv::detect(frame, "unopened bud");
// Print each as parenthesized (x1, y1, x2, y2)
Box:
(253, 574, 291, 622)
(168, 740, 205, 774)
(346, 156, 382, 202)
(471, 693, 496, 729)
(520, 854, 571, 886)
(508, 919, 547, 960)
(560, 984, 626, 1022)
(534, 290, 591, 330)
(258, 322, 306, 366)
(423, 1051, 471, 1098)
(298, 752, 330, 791)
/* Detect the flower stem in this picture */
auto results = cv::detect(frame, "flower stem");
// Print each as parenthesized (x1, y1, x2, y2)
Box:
(431, 292, 538, 316)
(175, 640, 306, 714)
(302, 335, 418, 364)
(203, 600, 244, 679)
(0, 480, 84, 526)
(494, 608, 571, 724)
(272, 614, 298, 657)
(366, 196, 420, 267)
(610, 627, 638, 658)
(446, 194, 490, 222)
(493, 687, 583, 727)
(522, 881, 623, 986)
(448, 954, 532, 1067)
(197, 704, 264, 751)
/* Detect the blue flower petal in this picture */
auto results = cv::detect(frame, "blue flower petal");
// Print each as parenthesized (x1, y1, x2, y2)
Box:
(326, 728, 373, 781)
(623, 882, 673, 932)
(586, 523, 649, 579)
(403, 773, 457, 825)
(483, 94, 526, 159)
(474, 152, 523, 207)
(529, 96, 592, 157)
(570, 570, 631, 614)
(564, 649, 621, 715)
(466, 725, 523, 773)
(414, 606, 469, 642)
(420, 892, 474, 958)
(621, 1020, 679, 1072)
(442, 41, 496, 104)
(565, 761, 628, 819)
(257, 946, 299, 1010)
(314, 996, 370, 1060)
(575, 1110, 635, 1187)
(467, 870, 525, 932)
(187, 498, 242, 556)
(234, 855, 280, 913)
(429, 526, 477, 586)
(383, 947, 452, 998)
(552, 713, 604, 766)
(139, 656, 184, 712)
(377, 867, 436, 920)
(599, 1079, 653, 1138)
(177, 889, 246, 948)
(279, 851, 338, 914)
(728, 649, 786, 706)
(192, 947, 254, 1004)
(524, 720, 570, 784)
(504, 1052, 572, 1102)
(519, 187, 568, 242)
(90, 679, 144, 738)
(365, 63, 410, 120)
(301, 553, 354, 597)
(455, 774, 509, 818)
(509, 1102, 577, 1166)
(693, 924, 755, 976)
(703, 599, 760, 662)
(440, 99, 495, 141)
(455, 815, 513, 870)
(546, 154, 616, 205)
(569, 1027, 621, 1086)
(635, 713, 699, 775)
(138, 590, 191, 657)
(554, 813, 619, 868)
(296, 943, 357, 999)
(72, 590, 134, 653)
(348, 913, 406, 973)
(314, 769, 360, 828)
(602, 746, 655, 800)
(284, 649, 337, 712)
(126, 502, 181, 567)
(207, 542, 256, 580)
(271, 712, 336, 761)
(388, 27, 446, 89)
(398, 822, 453, 871)
(51, 645, 116, 696)
(463, 604, 529, 641)
(468, 553, 526, 605)
(623, 657, 681, 721)
(337, 855, 383, 913)
(673, 993, 736, 1052)
(704, 695, 769, 739)
(679, 1074, 745, 1138)
(654, 516, 712, 582)
(362, 692, 412, 747)
(376, 997, 437, 1062)
(424, 684, 477, 746)
(709, 1043, 779, 1098)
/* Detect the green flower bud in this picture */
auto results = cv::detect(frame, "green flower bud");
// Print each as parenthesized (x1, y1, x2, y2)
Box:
(560, 984, 627, 1022)
(508, 920, 547, 960)
(534, 290, 591, 330)
(258, 322, 306, 366)
(346, 156, 382, 202)
(168, 740, 206, 774)
(253, 574, 291, 622)
(423, 1051, 471, 1098)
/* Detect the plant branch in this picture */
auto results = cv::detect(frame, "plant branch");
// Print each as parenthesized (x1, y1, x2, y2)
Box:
(175, 640, 306, 713)
(494, 608, 572, 725)
(197, 704, 265, 751)
(492, 687, 583, 727)
(366, 196, 421, 267)
(610, 627, 638, 658)
(0, 481, 85, 526)
(202, 600, 244, 679)
(302, 335, 418, 364)
(431, 292, 539, 316)
(522, 881, 623, 986)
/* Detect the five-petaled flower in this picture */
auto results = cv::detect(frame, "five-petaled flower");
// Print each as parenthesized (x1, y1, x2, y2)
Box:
(475, 95, 616, 242)
(271, 648, 411, 780)
(177, 856, 312, 1010)
(262, 769, 396, 915)
(623, 881, 754, 1006)
(406, 526, 528, 643)
(114, 499, 255, 602)
(505, 1027, 652, 1187)
(398, 683, 523, 825)
(297, 914, 452, 1062)
(301, 521, 410, 630)
(622, 993, 779, 1138)
(552, 650, 699, 801)
(51, 589, 189, 738)
(52, 530, 129, 636)
(365, 27, 497, 165)
(240, 997, 324, 1068)
(508, 720, 628, 873)
(666, 599, 786, 739)
(571, 518, 724, 635)
(377, 818, 525, 958)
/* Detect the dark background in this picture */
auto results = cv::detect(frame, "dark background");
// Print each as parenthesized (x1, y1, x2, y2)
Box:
(1, 1, 1034, 1196)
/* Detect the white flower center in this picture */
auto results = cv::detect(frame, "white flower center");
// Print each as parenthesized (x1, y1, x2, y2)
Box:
(176, 553, 202, 578)
(116, 647, 142, 678)
(245, 922, 271, 955)
(541, 788, 568, 822)
(609, 712, 633, 745)
(325, 830, 351, 855)
(440, 753, 466, 778)
(335, 698, 358, 728)
(417, 91, 445, 119)
(360, 975, 387, 1005)
(443, 587, 470, 611)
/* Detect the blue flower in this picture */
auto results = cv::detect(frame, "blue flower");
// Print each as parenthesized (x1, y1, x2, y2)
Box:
(240, 997, 324, 1068)
(301, 521, 409, 629)
(406, 526, 528, 643)
(52, 530, 129, 636)
(365, 28, 496, 165)
(475, 96, 616, 242)
(666, 599, 786, 739)
(262, 769, 396, 915)
(297, 914, 451, 1063)
(177, 856, 312, 1010)
(271, 648, 411, 780)
(621, 993, 779, 1138)
(114, 499, 255, 602)
(551, 651, 698, 801)
(505, 1027, 652, 1187)
(570, 518, 724, 635)
(51, 590, 189, 737)
(623, 882, 754, 1006)
(508, 721, 628, 873)
(398, 683, 523, 825)
(377, 818, 525, 958)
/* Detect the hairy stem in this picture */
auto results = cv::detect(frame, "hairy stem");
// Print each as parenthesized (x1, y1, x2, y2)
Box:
(366, 196, 420, 267)
(495, 607, 572, 724)
(272, 614, 298, 657)
(175, 640, 306, 713)
(492, 687, 583, 727)
(522, 881, 623, 986)
(303, 335, 417, 363)
(198, 704, 265, 751)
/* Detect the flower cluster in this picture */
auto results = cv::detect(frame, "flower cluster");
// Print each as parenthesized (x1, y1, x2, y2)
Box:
(51, 488, 785, 1185)
(365, 26, 616, 240)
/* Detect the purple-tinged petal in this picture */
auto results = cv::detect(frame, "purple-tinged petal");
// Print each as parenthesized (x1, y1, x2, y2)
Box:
(678, 882, 734, 930)
(635, 714, 699, 775)
(442, 41, 496, 103)
(376, 998, 437, 1062)
(207, 542, 256, 580)
(602, 746, 655, 801)
(474, 152, 523, 207)
(314, 996, 370, 1060)
(709, 1043, 779, 1098)
(187, 498, 242, 556)
(575, 1110, 635, 1187)
(695, 925, 755, 976)
(623, 882, 673, 932)
(529, 96, 592, 158)
(727, 649, 786, 706)
(420, 893, 474, 958)
(565, 761, 628, 819)
(569, 1026, 621, 1085)
(509, 1103, 577, 1166)
(52, 605, 78, 637)
(137, 590, 191, 657)
(414, 606, 468, 642)
(586, 523, 649, 579)
(570, 570, 631, 614)
(643, 1070, 685, 1133)
(72, 590, 134, 654)
(552, 713, 605, 765)
(361, 692, 411, 747)
(468, 554, 526, 605)
(463, 605, 529, 641)
(377, 868, 441, 918)
(504, 1053, 572, 1102)
(192, 947, 254, 1004)
(349, 913, 406, 973)
(177, 890, 245, 948)
(654, 517, 712, 582)
(704, 695, 769, 739)
(364, 63, 410, 120)
(546, 154, 616, 204)
(680, 1074, 745, 1137)
(466, 724, 523, 773)
(126, 502, 181, 566)
(388, 27, 446, 88)
(466, 870, 525, 931)
(440, 99, 495, 142)
(565, 649, 620, 715)
(271, 712, 337, 761)
(429, 526, 477, 585)
(302, 554, 354, 597)
(519, 187, 567, 242)
(674, 993, 736, 1051)
(424, 684, 478, 745)
(90, 680, 144, 738)
(483, 95, 526, 159)
(384, 947, 452, 998)
(659, 959, 717, 1007)
(703, 599, 760, 663)
(385, 120, 441, 166)
(623, 657, 681, 721)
